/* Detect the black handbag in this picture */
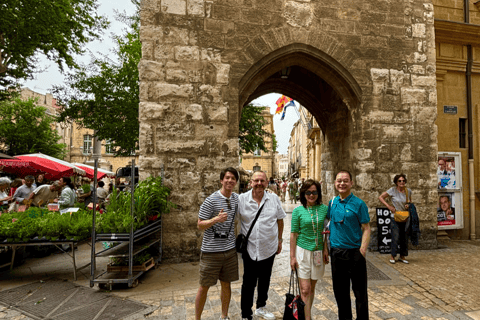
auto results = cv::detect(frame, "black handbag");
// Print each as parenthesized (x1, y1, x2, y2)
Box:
(284, 269, 305, 320)
(235, 203, 265, 254)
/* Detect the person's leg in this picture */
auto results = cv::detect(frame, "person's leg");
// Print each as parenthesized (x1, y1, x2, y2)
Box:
(241, 252, 257, 319)
(298, 278, 316, 320)
(195, 286, 210, 320)
(351, 249, 369, 320)
(390, 220, 399, 259)
(220, 281, 231, 318)
(331, 249, 353, 320)
(398, 222, 408, 259)
(255, 254, 276, 309)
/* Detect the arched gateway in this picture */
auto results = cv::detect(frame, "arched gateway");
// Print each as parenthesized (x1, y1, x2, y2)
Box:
(139, 0, 438, 261)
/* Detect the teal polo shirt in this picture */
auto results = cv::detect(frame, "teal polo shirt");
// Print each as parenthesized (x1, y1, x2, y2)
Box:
(327, 193, 370, 249)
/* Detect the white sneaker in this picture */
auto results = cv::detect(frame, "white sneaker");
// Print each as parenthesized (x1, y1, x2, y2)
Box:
(254, 307, 275, 320)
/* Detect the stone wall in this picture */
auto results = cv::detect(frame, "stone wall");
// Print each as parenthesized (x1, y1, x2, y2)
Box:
(139, 0, 439, 261)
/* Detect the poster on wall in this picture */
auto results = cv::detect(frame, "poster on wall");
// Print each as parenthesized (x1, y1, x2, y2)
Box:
(437, 152, 463, 230)
(437, 156, 456, 189)
(437, 192, 456, 226)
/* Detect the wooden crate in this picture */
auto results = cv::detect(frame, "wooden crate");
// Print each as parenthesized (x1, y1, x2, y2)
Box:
(107, 257, 155, 272)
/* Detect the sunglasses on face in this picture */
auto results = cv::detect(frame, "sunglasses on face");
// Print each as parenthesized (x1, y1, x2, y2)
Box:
(305, 191, 318, 196)
(398, 180, 406, 183)
(225, 198, 231, 210)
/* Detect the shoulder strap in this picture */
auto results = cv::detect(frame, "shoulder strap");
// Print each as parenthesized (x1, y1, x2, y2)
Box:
(405, 188, 410, 203)
(245, 202, 266, 240)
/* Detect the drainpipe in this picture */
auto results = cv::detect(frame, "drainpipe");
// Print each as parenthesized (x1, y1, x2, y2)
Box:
(464, 0, 476, 240)
(466, 45, 476, 240)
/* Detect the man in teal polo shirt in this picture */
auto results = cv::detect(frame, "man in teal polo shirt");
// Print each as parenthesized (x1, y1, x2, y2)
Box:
(326, 170, 371, 320)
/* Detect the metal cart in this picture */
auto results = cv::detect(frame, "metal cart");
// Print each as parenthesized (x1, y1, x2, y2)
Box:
(89, 159, 162, 290)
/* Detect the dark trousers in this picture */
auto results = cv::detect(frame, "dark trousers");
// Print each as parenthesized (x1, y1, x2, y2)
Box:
(330, 248, 369, 320)
(241, 252, 276, 319)
(390, 221, 408, 258)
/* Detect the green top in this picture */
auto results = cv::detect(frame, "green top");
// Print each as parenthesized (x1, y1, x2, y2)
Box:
(291, 204, 328, 251)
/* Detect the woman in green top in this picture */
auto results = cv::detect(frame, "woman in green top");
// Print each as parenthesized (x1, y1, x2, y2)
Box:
(290, 179, 328, 320)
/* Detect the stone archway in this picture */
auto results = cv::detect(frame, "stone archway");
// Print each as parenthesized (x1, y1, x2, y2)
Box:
(139, 0, 438, 261)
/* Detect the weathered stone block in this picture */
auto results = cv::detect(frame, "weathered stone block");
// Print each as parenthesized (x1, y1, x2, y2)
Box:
(412, 23, 426, 38)
(139, 101, 172, 121)
(411, 75, 436, 87)
(164, 27, 190, 45)
(161, 0, 186, 15)
(187, 0, 204, 16)
(401, 88, 427, 105)
(139, 60, 165, 81)
(153, 82, 194, 99)
(154, 43, 175, 60)
(156, 140, 206, 153)
(186, 103, 203, 120)
(284, 1, 313, 27)
(216, 64, 230, 84)
(166, 68, 188, 82)
(205, 18, 235, 34)
(175, 45, 200, 60)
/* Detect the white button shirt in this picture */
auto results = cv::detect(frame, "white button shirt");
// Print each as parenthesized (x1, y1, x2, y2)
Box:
(238, 190, 286, 261)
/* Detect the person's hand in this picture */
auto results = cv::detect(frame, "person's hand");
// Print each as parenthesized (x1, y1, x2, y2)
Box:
(216, 209, 228, 223)
(290, 257, 298, 270)
(446, 208, 453, 216)
(53, 199, 59, 203)
(323, 249, 329, 265)
(388, 205, 396, 213)
(276, 241, 282, 254)
(360, 247, 367, 258)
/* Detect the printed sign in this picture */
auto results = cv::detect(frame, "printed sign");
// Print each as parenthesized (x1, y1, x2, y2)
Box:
(437, 192, 456, 226)
(443, 105, 458, 114)
(437, 156, 456, 189)
(376, 207, 392, 254)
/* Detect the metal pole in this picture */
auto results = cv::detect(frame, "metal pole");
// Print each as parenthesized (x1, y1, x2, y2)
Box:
(128, 159, 135, 278)
(90, 158, 99, 286)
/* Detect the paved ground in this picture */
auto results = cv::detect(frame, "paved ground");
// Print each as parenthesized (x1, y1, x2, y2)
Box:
(1, 202, 480, 319)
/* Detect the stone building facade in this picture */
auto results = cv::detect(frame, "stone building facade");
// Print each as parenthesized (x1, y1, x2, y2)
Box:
(240, 107, 275, 178)
(287, 109, 308, 179)
(139, 0, 440, 261)
(275, 153, 288, 179)
(433, 0, 480, 240)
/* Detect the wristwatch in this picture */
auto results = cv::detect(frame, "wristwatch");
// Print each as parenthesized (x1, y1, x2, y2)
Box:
(278, 238, 283, 243)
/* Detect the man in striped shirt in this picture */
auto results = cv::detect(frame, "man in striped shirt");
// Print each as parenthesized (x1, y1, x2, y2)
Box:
(195, 167, 240, 320)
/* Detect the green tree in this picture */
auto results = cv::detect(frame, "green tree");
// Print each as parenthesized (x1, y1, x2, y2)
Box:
(54, 1, 140, 156)
(0, 0, 108, 100)
(239, 104, 276, 155)
(0, 98, 67, 158)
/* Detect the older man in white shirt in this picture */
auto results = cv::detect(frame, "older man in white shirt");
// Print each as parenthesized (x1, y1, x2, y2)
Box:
(238, 171, 286, 320)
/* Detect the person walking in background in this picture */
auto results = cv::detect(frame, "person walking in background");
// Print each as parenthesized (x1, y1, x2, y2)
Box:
(290, 179, 329, 320)
(280, 179, 287, 202)
(378, 174, 412, 264)
(288, 180, 297, 204)
(327, 170, 371, 320)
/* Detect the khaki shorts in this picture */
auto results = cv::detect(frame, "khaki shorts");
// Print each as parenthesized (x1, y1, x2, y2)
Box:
(199, 248, 239, 287)
(296, 246, 325, 280)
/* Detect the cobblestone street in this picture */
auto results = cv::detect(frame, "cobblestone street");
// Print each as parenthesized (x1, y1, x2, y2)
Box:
(1, 203, 480, 319)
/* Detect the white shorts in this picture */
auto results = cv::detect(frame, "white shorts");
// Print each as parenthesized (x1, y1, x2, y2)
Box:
(296, 245, 325, 280)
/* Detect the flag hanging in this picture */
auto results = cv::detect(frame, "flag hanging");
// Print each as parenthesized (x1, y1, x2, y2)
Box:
(280, 100, 295, 120)
(275, 95, 293, 114)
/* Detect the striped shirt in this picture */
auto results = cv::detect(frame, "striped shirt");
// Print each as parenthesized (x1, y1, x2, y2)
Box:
(199, 190, 238, 253)
(291, 204, 328, 251)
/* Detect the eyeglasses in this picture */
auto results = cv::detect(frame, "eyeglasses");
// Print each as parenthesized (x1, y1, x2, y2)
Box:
(225, 198, 231, 210)
(305, 191, 318, 196)
(398, 180, 406, 183)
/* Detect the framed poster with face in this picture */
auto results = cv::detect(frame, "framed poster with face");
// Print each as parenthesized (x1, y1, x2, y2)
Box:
(437, 152, 463, 230)
(437, 153, 460, 190)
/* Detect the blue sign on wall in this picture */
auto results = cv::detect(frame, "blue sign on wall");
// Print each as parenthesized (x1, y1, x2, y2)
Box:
(444, 105, 457, 114)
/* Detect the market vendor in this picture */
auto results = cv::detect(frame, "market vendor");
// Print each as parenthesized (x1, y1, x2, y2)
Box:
(0, 177, 13, 211)
(13, 175, 36, 204)
(29, 181, 62, 207)
(55, 177, 77, 208)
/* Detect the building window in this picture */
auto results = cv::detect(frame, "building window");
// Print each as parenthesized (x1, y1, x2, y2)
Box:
(459, 119, 466, 148)
(105, 139, 114, 154)
(253, 165, 261, 172)
(254, 148, 261, 156)
(83, 135, 92, 154)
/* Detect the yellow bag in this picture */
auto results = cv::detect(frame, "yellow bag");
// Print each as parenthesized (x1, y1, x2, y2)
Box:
(394, 211, 409, 222)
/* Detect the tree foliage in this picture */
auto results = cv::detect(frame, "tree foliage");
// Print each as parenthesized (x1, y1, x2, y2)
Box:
(0, 98, 67, 158)
(239, 105, 276, 155)
(0, 0, 108, 100)
(54, 1, 140, 157)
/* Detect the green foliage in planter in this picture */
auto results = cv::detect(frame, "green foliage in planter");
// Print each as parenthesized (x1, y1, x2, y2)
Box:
(97, 176, 174, 233)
